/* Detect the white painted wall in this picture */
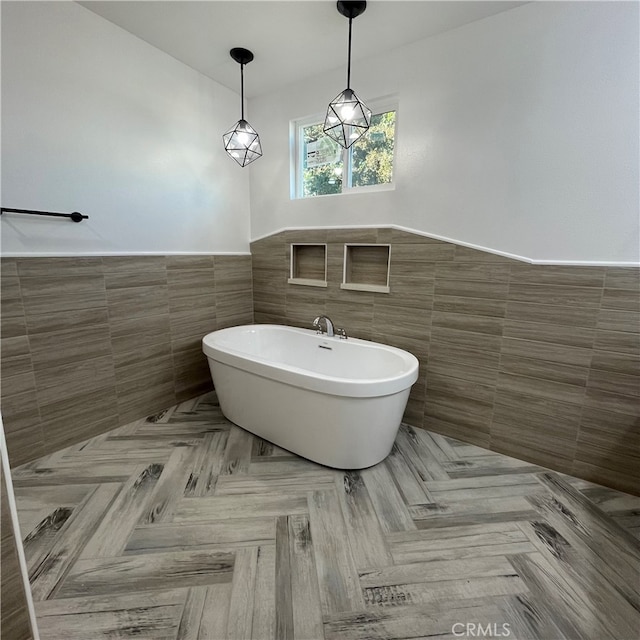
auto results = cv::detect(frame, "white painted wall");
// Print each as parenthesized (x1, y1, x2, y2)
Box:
(1, 1, 251, 255)
(249, 2, 640, 264)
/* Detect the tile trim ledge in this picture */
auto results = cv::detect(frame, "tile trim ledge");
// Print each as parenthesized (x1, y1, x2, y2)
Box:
(0, 251, 251, 258)
(251, 224, 639, 267)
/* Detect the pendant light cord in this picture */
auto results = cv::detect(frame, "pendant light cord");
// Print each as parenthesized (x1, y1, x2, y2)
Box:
(346, 17, 353, 89)
(240, 63, 245, 120)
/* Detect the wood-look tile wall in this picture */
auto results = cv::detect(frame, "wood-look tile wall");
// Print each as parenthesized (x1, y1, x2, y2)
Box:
(251, 228, 640, 495)
(1, 462, 33, 639)
(0, 255, 253, 467)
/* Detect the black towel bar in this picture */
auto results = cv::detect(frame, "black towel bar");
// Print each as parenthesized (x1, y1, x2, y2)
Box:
(0, 207, 88, 223)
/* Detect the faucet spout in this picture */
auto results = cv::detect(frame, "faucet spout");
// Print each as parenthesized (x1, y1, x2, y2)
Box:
(312, 315, 335, 337)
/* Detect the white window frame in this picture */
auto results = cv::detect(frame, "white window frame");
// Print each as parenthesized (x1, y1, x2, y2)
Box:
(290, 96, 398, 200)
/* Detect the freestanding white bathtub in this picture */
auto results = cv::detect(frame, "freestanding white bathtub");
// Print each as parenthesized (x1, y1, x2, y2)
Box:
(202, 324, 419, 469)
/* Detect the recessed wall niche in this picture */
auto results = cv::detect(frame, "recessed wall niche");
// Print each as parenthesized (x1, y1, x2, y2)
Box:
(288, 243, 328, 287)
(341, 243, 391, 293)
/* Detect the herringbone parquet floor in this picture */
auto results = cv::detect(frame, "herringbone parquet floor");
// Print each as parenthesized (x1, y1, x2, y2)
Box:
(12, 392, 640, 640)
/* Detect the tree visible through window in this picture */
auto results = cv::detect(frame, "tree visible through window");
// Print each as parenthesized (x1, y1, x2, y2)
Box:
(351, 111, 396, 188)
(298, 109, 396, 198)
(302, 123, 343, 197)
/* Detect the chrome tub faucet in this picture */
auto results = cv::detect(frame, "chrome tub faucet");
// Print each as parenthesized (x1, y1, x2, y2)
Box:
(313, 315, 335, 337)
(313, 315, 347, 339)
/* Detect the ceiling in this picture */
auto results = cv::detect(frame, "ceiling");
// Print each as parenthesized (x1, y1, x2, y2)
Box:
(78, 1, 527, 98)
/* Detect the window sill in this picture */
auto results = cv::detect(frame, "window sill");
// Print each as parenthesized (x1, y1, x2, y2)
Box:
(293, 182, 396, 201)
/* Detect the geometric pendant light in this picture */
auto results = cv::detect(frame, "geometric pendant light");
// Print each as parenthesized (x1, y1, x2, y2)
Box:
(323, 1, 372, 149)
(223, 47, 263, 167)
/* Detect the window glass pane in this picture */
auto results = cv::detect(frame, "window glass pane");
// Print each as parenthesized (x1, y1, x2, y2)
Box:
(350, 111, 395, 188)
(302, 123, 343, 197)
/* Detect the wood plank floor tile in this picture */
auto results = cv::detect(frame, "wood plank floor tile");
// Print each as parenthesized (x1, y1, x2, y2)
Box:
(11, 392, 640, 640)
(183, 431, 228, 497)
(34, 588, 187, 617)
(428, 432, 461, 460)
(251, 545, 276, 640)
(499, 593, 569, 640)
(23, 507, 75, 571)
(428, 479, 543, 502)
(444, 456, 545, 478)
(308, 490, 366, 616)
(410, 495, 539, 528)
(275, 516, 294, 640)
(35, 603, 183, 639)
(580, 484, 640, 513)
(175, 587, 207, 640)
(401, 425, 450, 480)
(363, 575, 527, 609)
(215, 470, 336, 495)
(139, 446, 194, 523)
(359, 555, 518, 589)
(527, 487, 640, 613)
(79, 464, 163, 559)
(173, 494, 308, 522)
(14, 484, 94, 512)
(360, 462, 416, 533)
(509, 552, 617, 640)
(288, 515, 323, 640)
(518, 520, 640, 640)
(12, 463, 143, 486)
(124, 519, 276, 554)
(19, 507, 62, 546)
(335, 472, 393, 569)
(221, 425, 253, 475)
(226, 546, 258, 639)
(388, 522, 536, 565)
(29, 483, 121, 601)
(384, 444, 432, 505)
(196, 583, 232, 640)
(394, 427, 443, 485)
(424, 473, 539, 492)
(537, 472, 640, 580)
(249, 457, 329, 475)
(324, 602, 505, 640)
(57, 549, 234, 598)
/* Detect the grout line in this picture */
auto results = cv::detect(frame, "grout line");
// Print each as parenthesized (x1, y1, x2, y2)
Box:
(572, 271, 609, 476)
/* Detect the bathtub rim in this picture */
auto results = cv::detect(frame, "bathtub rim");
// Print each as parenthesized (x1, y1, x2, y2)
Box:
(202, 324, 419, 399)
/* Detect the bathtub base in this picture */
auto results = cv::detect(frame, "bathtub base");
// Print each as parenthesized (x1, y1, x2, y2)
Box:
(209, 360, 410, 469)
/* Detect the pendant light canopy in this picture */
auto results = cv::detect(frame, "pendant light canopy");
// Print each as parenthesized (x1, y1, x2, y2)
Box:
(324, 1, 372, 149)
(223, 47, 262, 167)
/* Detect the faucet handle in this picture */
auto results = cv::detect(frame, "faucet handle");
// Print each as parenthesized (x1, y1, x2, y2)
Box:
(335, 327, 348, 339)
